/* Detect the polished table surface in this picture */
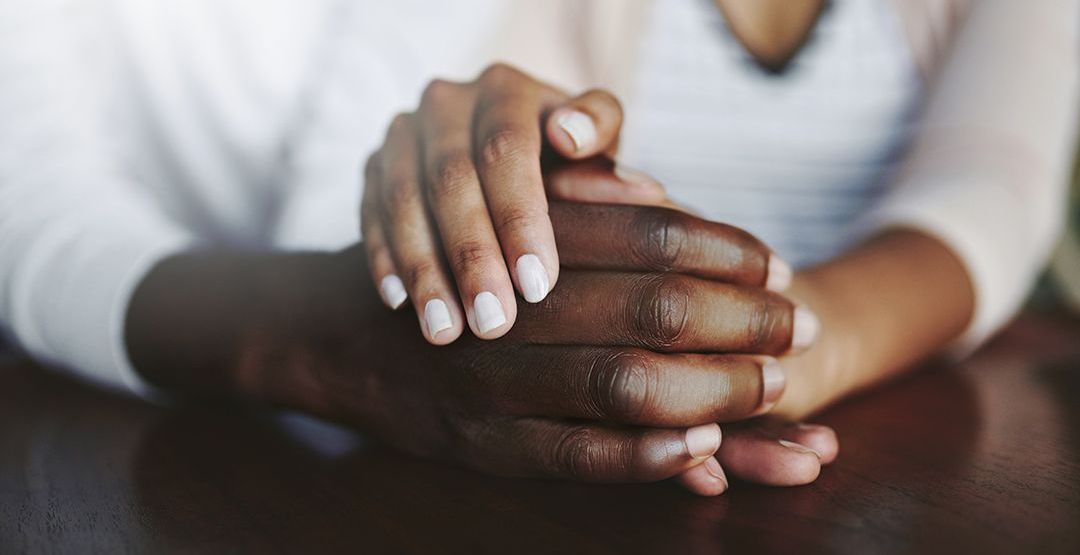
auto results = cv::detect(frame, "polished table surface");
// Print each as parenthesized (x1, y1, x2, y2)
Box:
(2, 311, 1079, 554)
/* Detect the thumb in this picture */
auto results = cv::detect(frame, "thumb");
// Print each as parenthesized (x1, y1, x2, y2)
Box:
(546, 89, 624, 159)
(545, 158, 669, 206)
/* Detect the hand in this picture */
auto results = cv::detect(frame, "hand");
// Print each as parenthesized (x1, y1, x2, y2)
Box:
(279, 204, 825, 492)
(127, 202, 830, 496)
(360, 63, 670, 345)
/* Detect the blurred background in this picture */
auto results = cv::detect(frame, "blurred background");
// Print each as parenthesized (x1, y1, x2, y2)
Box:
(1034, 143, 1080, 314)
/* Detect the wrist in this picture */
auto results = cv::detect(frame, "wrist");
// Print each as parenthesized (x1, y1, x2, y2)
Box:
(124, 248, 374, 413)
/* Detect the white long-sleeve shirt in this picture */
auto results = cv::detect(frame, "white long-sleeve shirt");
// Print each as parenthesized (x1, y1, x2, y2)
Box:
(0, 0, 1077, 395)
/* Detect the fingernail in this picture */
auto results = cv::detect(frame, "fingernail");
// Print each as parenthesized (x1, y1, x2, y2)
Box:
(685, 423, 722, 459)
(704, 457, 728, 490)
(761, 360, 786, 409)
(473, 291, 507, 334)
(614, 163, 663, 190)
(779, 439, 822, 459)
(791, 305, 820, 352)
(424, 299, 453, 339)
(765, 255, 792, 291)
(515, 254, 550, 303)
(379, 274, 408, 309)
(556, 110, 597, 152)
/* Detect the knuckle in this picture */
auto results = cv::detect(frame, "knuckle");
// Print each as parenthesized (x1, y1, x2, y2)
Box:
(588, 350, 658, 422)
(387, 112, 413, 135)
(420, 78, 458, 107)
(401, 258, 440, 290)
(385, 172, 420, 210)
(427, 150, 476, 198)
(479, 62, 519, 85)
(632, 208, 690, 271)
(451, 239, 499, 274)
(479, 126, 537, 168)
(744, 296, 788, 352)
(493, 204, 546, 237)
(550, 427, 602, 480)
(631, 275, 691, 350)
(586, 88, 624, 118)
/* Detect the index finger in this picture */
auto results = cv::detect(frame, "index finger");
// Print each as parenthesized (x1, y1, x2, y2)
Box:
(549, 202, 792, 291)
(472, 65, 566, 304)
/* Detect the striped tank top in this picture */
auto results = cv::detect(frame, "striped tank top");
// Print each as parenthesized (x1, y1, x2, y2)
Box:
(619, 0, 923, 268)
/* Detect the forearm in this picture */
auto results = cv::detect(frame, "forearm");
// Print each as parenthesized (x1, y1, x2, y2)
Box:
(775, 229, 975, 418)
(123, 247, 383, 413)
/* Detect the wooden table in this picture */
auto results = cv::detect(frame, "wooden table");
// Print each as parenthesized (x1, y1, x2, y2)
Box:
(2, 311, 1079, 554)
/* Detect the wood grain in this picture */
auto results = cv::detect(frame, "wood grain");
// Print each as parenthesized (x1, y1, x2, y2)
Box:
(1, 312, 1078, 554)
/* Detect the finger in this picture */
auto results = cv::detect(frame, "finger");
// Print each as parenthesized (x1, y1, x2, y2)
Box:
(774, 422, 839, 465)
(473, 66, 559, 305)
(715, 424, 828, 486)
(361, 155, 406, 310)
(550, 203, 792, 291)
(546, 88, 624, 159)
(543, 157, 668, 206)
(675, 456, 729, 496)
(481, 347, 785, 426)
(377, 113, 466, 344)
(675, 421, 837, 492)
(419, 79, 517, 339)
(470, 418, 721, 483)
(515, 272, 820, 355)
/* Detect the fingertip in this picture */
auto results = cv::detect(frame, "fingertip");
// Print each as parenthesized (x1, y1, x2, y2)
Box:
(548, 108, 597, 157)
(422, 298, 456, 344)
(752, 359, 786, 416)
(613, 163, 668, 201)
(676, 458, 729, 496)
(788, 424, 840, 465)
(379, 274, 408, 309)
(789, 305, 821, 353)
(685, 423, 722, 459)
(515, 253, 552, 303)
(717, 430, 823, 486)
(765, 254, 792, 292)
(470, 291, 513, 338)
(776, 440, 824, 484)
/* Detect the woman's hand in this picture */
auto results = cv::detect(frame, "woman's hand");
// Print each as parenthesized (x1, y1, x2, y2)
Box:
(360, 63, 671, 345)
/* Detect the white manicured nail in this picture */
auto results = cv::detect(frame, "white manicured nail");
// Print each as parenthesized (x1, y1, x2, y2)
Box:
(515, 254, 550, 303)
(766, 255, 792, 291)
(557, 110, 597, 152)
(379, 274, 407, 309)
(791, 305, 820, 351)
(473, 291, 507, 334)
(423, 299, 453, 339)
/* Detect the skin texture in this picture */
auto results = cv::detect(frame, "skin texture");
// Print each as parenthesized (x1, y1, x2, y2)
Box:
(362, 64, 980, 492)
(362, 64, 668, 345)
(126, 203, 838, 494)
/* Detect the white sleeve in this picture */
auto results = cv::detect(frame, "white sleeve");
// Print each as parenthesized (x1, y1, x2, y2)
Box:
(0, 1, 196, 395)
(864, 0, 1080, 350)
(271, 1, 504, 251)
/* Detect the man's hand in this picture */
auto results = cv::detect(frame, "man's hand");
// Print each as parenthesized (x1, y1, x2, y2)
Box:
(126, 203, 833, 495)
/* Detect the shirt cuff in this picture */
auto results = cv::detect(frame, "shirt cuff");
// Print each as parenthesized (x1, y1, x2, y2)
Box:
(10, 225, 196, 400)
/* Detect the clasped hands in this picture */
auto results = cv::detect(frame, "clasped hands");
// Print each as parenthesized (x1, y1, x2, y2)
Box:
(349, 64, 838, 495)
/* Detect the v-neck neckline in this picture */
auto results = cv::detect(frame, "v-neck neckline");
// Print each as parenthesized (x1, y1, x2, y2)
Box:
(711, 0, 831, 75)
